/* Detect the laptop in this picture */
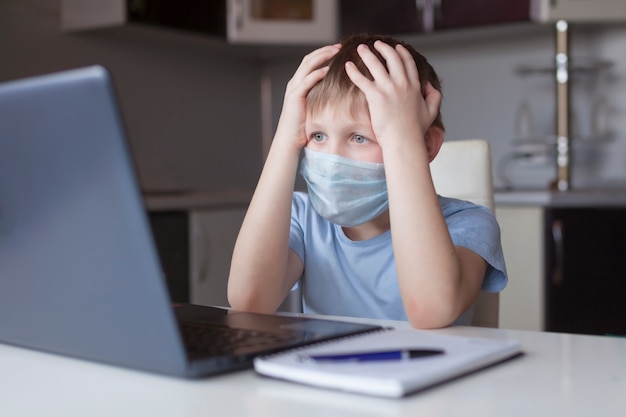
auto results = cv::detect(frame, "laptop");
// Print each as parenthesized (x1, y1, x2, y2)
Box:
(0, 66, 380, 378)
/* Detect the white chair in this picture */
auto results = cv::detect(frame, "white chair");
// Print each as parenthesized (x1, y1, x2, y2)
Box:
(430, 139, 500, 328)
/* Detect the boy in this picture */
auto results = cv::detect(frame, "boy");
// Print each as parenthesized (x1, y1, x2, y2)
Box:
(228, 34, 507, 329)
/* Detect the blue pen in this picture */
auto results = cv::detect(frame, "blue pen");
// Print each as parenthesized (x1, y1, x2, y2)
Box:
(306, 348, 444, 362)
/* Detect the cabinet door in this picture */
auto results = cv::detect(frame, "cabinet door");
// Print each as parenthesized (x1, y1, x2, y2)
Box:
(436, 0, 531, 30)
(340, 0, 423, 36)
(531, 0, 626, 22)
(341, 0, 532, 36)
(63, 0, 228, 36)
(226, 0, 338, 44)
(148, 211, 190, 303)
(545, 208, 626, 336)
(189, 209, 246, 307)
(62, 0, 125, 31)
(496, 206, 546, 331)
(127, 0, 227, 37)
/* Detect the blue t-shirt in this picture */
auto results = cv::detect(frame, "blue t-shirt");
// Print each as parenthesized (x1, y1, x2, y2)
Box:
(288, 192, 507, 325)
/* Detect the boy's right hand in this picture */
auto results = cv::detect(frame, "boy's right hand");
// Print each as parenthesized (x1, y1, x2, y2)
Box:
(274, 44, 340, 152)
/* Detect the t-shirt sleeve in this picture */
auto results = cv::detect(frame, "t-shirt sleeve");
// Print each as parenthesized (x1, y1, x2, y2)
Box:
(441, 198, 508, 292)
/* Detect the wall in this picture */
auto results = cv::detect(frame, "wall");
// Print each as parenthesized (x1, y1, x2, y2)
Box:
(0, 0, 264, 193)
(3, 1, 626, 191)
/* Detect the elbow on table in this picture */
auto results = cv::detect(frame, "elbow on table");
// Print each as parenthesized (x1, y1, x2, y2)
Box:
(227, 286, 276, 315)
(404, 297, 460, 329)
(407, 315, 456, 330)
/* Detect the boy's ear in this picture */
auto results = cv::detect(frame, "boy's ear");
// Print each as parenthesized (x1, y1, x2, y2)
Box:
(425, 126, 444, 163)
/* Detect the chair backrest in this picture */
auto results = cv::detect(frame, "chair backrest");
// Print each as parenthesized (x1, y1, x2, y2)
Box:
(429, 139, 500, 328)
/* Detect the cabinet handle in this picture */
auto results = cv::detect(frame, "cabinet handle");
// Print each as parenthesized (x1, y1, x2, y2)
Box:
(551, 219, 564, 286)
(194, 221, 210, 285)
(230, 0, 244, 32)
(416, 0, 441, 33)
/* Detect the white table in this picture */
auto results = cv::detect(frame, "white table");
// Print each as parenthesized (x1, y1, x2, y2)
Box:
(2, 317, 625, 417)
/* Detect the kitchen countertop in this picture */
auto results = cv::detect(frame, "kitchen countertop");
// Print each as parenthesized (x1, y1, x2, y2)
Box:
(495, 187, 626, 207)
(143, 190, 253, 211)
(143, 187, 626, 211)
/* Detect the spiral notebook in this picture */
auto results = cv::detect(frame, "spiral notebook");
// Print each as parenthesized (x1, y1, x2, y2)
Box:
(254, 328, 522, 398)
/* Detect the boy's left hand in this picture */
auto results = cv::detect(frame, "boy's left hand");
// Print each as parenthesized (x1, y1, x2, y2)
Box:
(344, 41, 441, 149)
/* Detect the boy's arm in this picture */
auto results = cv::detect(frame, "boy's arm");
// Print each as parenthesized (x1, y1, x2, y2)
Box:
(227, 44, 340, 313)
(382, 129, 486, 329)
(346, 42, 486, 328)
(227, 139, 302, 313)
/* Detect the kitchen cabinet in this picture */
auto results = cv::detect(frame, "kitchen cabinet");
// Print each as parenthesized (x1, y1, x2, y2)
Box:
(63, 0, 626, 44)
(532, 0, 626, 22)
(496, 199, 626, 336)
(148, 206, 247, 307)
(189, 208, 246, 308)
(496, 206, 545, 332)
(62, 0, 337, 44)
(340, 0, 531, 36)
(127, 0, 338, 44)
(148, 212, 190, 303)
(544, 208, 626, 336)
(126, 0, 227, 38)
(62, 0, 225, 33)
(341, 0, 626, 37)
(434, 0, 532, 30)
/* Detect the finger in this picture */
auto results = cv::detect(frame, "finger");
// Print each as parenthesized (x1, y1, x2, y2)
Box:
(395, 44, 420, 88)
(298, 66, 330, 93)
(304, 43, 341, 62)
(372, 40, 409, 81)
(298, 44, 340, 71)
(285, 44, 339, 96)
(344, 61, 375, 95)
(308, 43, 341, 60)
(293, 44, 340, 81)
(284, 68, 330, 105)
(355, 43, 391, 82)
(423, 82, 443, 121)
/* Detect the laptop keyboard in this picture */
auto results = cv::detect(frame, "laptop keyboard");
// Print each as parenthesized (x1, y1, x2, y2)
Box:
(180, 321, 297, 356)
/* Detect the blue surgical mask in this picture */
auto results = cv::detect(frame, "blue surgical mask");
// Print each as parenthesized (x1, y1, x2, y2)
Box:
(300, 148, 389, 227)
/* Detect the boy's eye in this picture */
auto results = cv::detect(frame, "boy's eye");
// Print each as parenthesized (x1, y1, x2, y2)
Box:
(353, 134, 369, 144)
(311, 132, 327, 142)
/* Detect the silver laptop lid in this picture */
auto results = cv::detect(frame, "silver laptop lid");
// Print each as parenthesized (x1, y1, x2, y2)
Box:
(0, 66, 188, 375)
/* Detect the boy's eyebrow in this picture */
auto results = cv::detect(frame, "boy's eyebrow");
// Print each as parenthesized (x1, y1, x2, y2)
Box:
(305, 121, 326, 132)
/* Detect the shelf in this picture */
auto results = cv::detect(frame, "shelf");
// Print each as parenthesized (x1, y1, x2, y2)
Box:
(514, 59, 614, 76)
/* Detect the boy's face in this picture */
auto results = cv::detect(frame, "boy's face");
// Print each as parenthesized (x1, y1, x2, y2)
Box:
(305, 101, 383, 164)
